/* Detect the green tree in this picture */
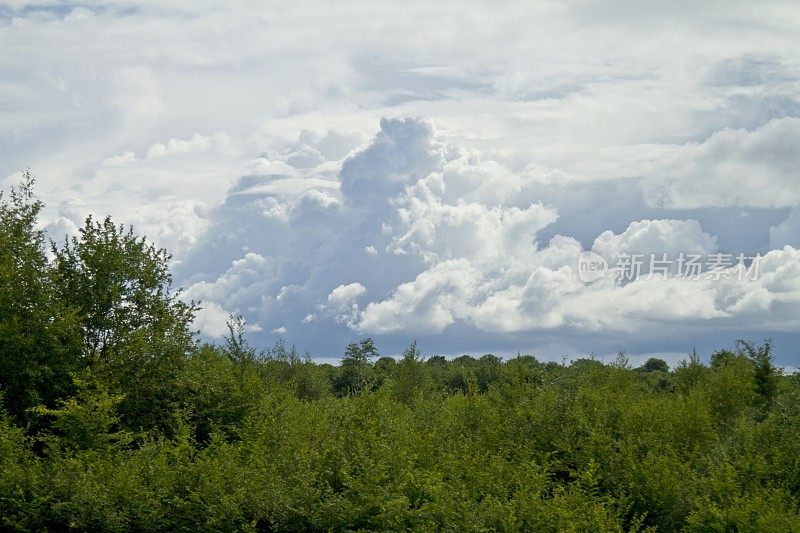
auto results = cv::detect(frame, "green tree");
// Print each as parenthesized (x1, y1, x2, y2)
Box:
(704, 350, 755, 426)
(346, 338, 379, 364)
(179, 344, 264, 443)
(499, 354, 543, 389)
(373, 356, 398, 388)
(446, 355, 478, 393)
(0, 173, 81, 425)
(642, 357, 669, 373)
(224, 314, 259, 365)
(737, 339, 779, 416)
(0, 391, 38, 526)
(334, 338, 378, 395)
(32, 375, 132, 452)
(426, 355, 446, 366)
(52, 215, 195, 363)
(675, 348, 707, 393)
(709, 349, 737, 369)
(476, 353, 502, 391)
(389, 340, 433, 403)
(51, 215, 197, 432)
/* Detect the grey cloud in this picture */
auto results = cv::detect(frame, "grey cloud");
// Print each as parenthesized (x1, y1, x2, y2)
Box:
(706, 55, 798, 88)
(770, 208, 800, 248)
(339, 117, 445, 200)
(641, 118, 800, 209)
(165, 119, 800, 363)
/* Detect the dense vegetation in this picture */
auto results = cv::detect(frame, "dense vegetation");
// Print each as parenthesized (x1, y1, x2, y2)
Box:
(2, 175, 800, 531)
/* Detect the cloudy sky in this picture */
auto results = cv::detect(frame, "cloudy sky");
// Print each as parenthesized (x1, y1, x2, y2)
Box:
(3, 1, 800, 365)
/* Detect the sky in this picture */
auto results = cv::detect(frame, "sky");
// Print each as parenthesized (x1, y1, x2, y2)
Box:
(2, 1, 800, 366)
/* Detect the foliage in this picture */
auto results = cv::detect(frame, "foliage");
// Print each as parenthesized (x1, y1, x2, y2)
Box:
(51, 213, 197, 434)
(0, 173, 82, 427)
(641, 357, 669, 373)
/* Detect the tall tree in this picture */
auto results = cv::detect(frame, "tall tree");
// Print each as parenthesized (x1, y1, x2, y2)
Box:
(0, 173, 81, 425)
(738, 339, 779, 416)
(390, 340, 434, 403)
(335, 338, 378, 395)
(51, 215, 197, 431)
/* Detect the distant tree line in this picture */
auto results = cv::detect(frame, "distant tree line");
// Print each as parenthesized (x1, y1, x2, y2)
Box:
(1, 175, 799, 531)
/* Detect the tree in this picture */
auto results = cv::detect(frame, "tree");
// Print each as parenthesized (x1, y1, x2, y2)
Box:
(51, 215, 197, 432)
(224, 314, 258, 365)
(0, 173, 81, 425)
(390, 340, 433, 403)
(675, 348, 707, 392)
(446, 355, 478, 394)
(642, 357, 669, 373)
(705, 349, 755, 425)
(737, 339, 779, 415)
(710, 349, 737, 369)
(342, 338, 379, 366)
(373, 356, 398, 388)
(334, 338, 378, 395)
(476, 354, 502, 391)
(426, 355, 447, 366)
(52, 216, 195, 364)
(31, 375, 131, 452)
(501, 355, 543, 388)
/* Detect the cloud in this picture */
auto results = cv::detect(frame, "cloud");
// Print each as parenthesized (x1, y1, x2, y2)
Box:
(339, 117, 446, 200)
(192, 300, 230, 338)
(142, 115, 800, 357)
(325, 282, 367, 327)
(592, 219, 718, 270)
(103, 151, 136, 165)
(387, 172, 558, 269)
(146, 132, 229, 158)
(358, 240, 800, 336)
(327, 282, 367, 307)
(5, 1, 800, 360)
(358, 259, 479, 334)
(641, 118, 800, 209)
(181, 252, 277, 323)
(770, 208, 800, 248)
(110, 65, 162, 128)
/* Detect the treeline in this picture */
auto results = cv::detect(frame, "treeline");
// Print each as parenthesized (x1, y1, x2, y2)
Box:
(2, 175, 800, 531)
